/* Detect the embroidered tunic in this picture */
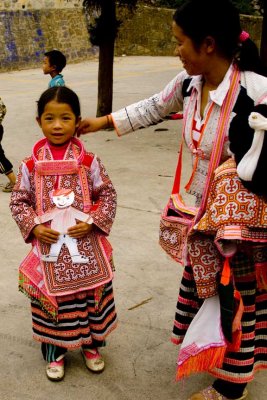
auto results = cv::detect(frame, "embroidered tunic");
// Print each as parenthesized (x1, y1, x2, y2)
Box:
(10, 138, 118, 348)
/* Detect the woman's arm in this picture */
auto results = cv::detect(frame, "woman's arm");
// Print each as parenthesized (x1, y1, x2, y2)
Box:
(77, 70, 187, 137)
(77, 115, 113, 136)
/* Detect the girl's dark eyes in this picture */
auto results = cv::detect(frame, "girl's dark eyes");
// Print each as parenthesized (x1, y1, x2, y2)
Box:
(43, 116, 72, 121)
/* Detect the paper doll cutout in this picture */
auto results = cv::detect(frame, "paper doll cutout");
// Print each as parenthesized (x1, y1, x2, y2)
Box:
(35, 188, 92, 264)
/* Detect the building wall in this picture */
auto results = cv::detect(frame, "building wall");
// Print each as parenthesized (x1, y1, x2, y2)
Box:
(0, 3, 262, 72)
(0, 8, 92, 71)
(0, 0, 83, 10)
(115, 6, 175, 56)
(116, 7, 263, 56)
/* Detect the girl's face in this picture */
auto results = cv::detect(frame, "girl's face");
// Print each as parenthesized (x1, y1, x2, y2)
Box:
(37, 100, 80, 146)
(172, 22, 209, 76)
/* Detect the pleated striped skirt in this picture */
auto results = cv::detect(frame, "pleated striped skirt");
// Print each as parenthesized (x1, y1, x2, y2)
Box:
(31, 281, 117, 349)
(172, 250, 267, 383)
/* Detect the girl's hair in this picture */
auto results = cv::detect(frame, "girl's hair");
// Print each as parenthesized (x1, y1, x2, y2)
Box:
(37, 86, 81, 119)
(173, 0, 266, 76)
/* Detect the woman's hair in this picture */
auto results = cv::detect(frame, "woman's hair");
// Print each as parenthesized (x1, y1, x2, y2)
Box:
(37, 86, 81, 119)
(173, 0, 266, 75)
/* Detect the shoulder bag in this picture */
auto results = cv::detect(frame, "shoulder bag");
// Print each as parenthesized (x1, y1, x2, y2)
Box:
(159, 69, 240, 265)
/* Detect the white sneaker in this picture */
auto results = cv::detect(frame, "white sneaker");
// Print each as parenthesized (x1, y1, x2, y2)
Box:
(82, 348, 105, 373)
(46, 358, 65, 381)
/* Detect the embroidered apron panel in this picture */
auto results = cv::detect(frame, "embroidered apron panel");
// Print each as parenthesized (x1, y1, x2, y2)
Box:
(195, 158, 267, 240)
(40, 233, 113, 296)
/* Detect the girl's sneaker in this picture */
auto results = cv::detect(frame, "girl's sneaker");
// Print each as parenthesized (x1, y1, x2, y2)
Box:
(46, 357, 65, 381)
(82, 348, 105, 373)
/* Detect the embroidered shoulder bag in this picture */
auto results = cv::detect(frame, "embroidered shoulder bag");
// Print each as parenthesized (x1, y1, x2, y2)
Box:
(159, 69, 240, 265)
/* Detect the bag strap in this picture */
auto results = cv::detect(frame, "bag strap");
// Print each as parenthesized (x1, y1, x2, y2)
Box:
(171, 69, 240, 211)
(171, 102, 214, 195)
(198, 68, 240, 216)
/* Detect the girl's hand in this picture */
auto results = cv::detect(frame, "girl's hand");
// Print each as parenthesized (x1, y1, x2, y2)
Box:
(76, 116, 109, 136)
(67, 222, 93, 238)
(32, 224, 60, 244)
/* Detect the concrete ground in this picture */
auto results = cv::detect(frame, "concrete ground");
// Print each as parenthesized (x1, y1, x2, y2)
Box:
(0, 56, 265, 400)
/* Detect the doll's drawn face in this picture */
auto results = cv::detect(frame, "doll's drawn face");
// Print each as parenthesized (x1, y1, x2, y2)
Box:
(52, 190, 75, 208)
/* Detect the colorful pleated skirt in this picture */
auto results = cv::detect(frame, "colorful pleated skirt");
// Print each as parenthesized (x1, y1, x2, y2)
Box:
(31, 282, 117, 349)
(172, 250, 267, 383)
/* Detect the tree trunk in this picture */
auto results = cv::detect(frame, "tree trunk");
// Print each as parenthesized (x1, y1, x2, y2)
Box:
(96, 1, 116, 117)
(260, 0, 267, 70)
(97, 40, 115, 116)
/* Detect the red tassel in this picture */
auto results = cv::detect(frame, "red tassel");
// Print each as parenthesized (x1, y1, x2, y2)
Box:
(226, 290, 243, 353)
(227, 329, 242, 353)
(220, 257, 231, 286)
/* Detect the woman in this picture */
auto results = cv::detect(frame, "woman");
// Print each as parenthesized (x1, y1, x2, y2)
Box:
(77, 0, 267, 398)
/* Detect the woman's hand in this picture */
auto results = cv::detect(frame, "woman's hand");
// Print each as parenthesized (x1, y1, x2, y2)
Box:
(76, 116, 111, 136)
(32, 224, 60, 244)
(67, 222, 93, 239)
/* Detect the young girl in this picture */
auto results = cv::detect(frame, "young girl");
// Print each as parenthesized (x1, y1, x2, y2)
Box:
(10, 86, 117, 381)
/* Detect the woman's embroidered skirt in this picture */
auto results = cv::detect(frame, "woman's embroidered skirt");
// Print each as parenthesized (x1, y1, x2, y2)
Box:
(31, 282, 117, 349)
(172, 250, 267, 383)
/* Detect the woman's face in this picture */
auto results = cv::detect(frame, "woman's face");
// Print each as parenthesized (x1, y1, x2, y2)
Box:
(172, 22, 208, 76)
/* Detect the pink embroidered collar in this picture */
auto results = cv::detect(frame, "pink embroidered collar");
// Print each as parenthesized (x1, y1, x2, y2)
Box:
(32, 138, 85, 176)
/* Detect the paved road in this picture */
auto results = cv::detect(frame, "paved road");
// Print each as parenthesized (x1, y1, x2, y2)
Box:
(0, 57, 264, 399)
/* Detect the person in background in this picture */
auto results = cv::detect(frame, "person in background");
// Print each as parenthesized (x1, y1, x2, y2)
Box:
(42, 49, 66, 88)
(0, 96, 16, 192)
(76, 0, 267, 398)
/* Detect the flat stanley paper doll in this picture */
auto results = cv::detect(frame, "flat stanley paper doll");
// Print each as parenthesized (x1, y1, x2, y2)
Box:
(35, 188, 92, 263)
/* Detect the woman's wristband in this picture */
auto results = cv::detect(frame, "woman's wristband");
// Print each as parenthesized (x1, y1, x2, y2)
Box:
(105, 114, 113, 129)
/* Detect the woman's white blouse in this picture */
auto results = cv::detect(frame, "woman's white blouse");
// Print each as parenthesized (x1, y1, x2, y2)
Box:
(111, 65, 267, 203)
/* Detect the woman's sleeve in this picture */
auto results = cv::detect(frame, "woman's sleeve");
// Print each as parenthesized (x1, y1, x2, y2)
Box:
(89, 155, 117, 235)
(9, 161, 38, 243)
(111, 70, 187, 136)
